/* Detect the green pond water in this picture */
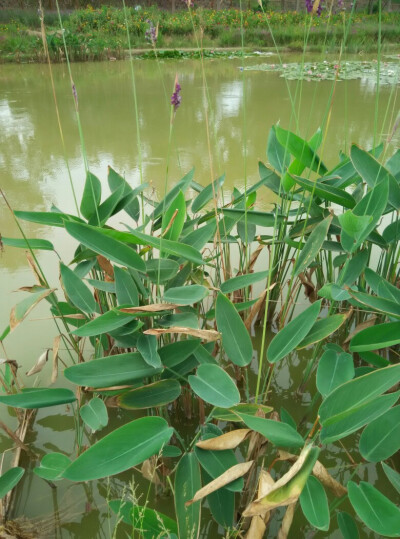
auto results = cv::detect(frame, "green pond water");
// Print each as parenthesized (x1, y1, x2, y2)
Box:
(0, 56, 397, 538)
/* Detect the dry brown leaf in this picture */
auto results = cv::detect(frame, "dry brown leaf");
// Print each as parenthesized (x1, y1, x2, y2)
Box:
(26, 252, 45, 286)
(344, 316, 377, 344)
(258, 470, 275, 498)
(277, 502, 296, 539)
(312, 460, 347, 496)
(26, 350, 49, 376)
(243, 444, 314, 517)
(54, 314, 86, 320)
(186, 461, 253, 505)
(196, 429, 250, 450)
(141, 458, 161, 486)
(10, 288, 55, 331)
(277, 450, 347, 497)
(249, 244, 265, 272)
(245, 516, 266, 539)
(120, 303, 180, 313)
(51, 335, 60, 384)
(145, 327, 220, 341)
(245, 289, 267, 331)
(298, 272, 317, 303)
(96, 255, 114, 278)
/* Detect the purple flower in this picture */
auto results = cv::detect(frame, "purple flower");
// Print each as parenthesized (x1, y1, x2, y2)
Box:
(72, 83, 78, 107)
(171, 81, 182, 112)
(145, 20, 157, 45)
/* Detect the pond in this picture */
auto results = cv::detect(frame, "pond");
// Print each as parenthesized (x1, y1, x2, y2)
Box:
(0, 56, 397, 538)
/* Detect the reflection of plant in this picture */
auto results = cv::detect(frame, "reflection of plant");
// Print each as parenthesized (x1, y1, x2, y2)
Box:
(1, 124, 400, 537)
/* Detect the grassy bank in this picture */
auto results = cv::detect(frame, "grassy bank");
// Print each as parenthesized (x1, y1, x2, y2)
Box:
(1, 6, 399, 62)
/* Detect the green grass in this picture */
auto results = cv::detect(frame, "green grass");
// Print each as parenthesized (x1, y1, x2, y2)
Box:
(0, 7, 399, 62)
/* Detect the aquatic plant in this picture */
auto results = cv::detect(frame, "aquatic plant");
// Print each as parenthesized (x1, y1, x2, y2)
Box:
(1, 124, 400, 537)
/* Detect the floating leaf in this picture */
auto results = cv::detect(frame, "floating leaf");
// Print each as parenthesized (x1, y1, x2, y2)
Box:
(300, 476, 330, 531)
(175, 453, 201, 539)
(63, 417, 173, 481)
(117, 380, 181, 409)
(216, 293, 253, 367)
(189, 364, 240, 408)
(267, 301, 321, 364)
(80, 397, 108, 432)
(0, 467, 24, 499)
(34, 453, 71, 481)
(64, 353, 161, 388)
(359, 406, 400, 462)
(348, 481, 400, 537)
(0, 388, 76, 409)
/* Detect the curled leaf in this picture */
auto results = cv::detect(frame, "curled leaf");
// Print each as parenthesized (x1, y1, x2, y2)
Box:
(144, 327, 220, 342)
(196, 429, 250, 450)
(26, 350, 49, 376)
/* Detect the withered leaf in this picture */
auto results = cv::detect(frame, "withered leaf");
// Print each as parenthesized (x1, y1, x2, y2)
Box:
(196, 429, 250, 450)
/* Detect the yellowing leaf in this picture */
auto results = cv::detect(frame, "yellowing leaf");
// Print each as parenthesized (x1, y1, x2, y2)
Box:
(144, 327, 220, 342)
(196, 429, 250, 450)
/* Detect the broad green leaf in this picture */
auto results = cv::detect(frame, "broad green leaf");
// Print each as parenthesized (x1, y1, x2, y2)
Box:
(65, 222, 145, 272)
(137, 333, 161, 368)
(64, 352, 162, 388)
(294, 216, 333, 277)
(339, 249, 369, 286)
(237, 413, 304, 448)
(348, 481, 400, 537)
(383, 219, 400, 244)
(338, 211, 372, 245)
(350, 321, 400, 352)
(2, 237, 54, 251)
(14, 210, 83, 227)
(80, 171, 101, 221)
(189, 364, 240, 408)
(216, 293, 253, 367)
(192, 175, 225, 214)
(60, 263, 96, 314)
(161, 190, 186, 241)
(280, 407, 297, 430)
(382, 463, 400, 494)
(152, 168, 194, 219)
(86, 279, 115, 293)
(107, 166, 141, 221)
(274, 126, 327, 174)
(359, 350, 389, 368)
(34, 453, 71, 481)
(63, 416, 173, 481)
(10, 288, 54, 331)
(319, 364, 400, 443)
(351, 144, 400, 209)
(80, 397, 108, 432)
(297, 314, 347, 349)
(281, 128, 324, 190)
(267, 301, 321, 363)
(267, 125, 291, 173)
(163, 285, 208, 305)
(293, 176, 355, 208)
(175, 453, 201, 539)
(300, 476, 330, 531)
(114, 266, 139, 306)
(72, 310, 133, 337)
(0, 388, 76, 409)
(359, 406, 400, 462)
(160, 312, 199, 330)
(159, 340, 201, 369)
(221, 208, 282, 227)
(347, 289, 400, 319)
(337, 512, 359, 539)
(316, 349, 354, 397)
(341, 178, 389, 252)
(109, 500, 177, 539)
(211, 403, 273, 422)
(220, 270, 269, 294)
(0, 467, 24, 499)
(118, 380, 181, 409)
(88, 183, 125, 226)
(145, 259, 179, 284)
(182, 222, 216, 251)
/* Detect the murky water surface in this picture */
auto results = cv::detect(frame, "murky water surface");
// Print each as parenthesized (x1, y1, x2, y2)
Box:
(0, 56, 396, 538)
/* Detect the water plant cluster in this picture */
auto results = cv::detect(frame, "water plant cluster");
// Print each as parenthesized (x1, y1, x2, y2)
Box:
(245, 57, 400, 84)
(1, 123, 400, 537)
(1, 7, 399, 62)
